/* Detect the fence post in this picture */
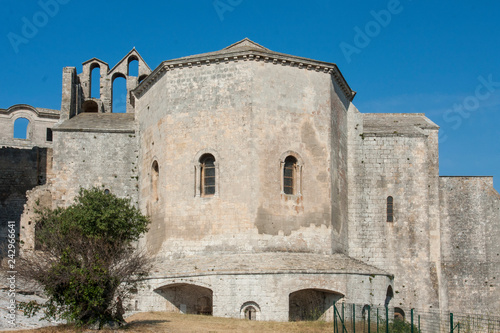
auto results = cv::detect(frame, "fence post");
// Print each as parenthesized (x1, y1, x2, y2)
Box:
(411, 309, 414, 333)
(377, 308, 379, 333)
(342, 303, 345, 324)
(334, 302, 336, 333)
(353, 304, 356, 333)
(418, 314, 420, 333)
(386, 306, 389, 333)
(368, 306, 371, 333)
(450, 313, 454, 333)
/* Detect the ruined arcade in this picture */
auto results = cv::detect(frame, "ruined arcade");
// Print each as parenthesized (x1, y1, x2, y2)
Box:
(1, 39, 499, 321)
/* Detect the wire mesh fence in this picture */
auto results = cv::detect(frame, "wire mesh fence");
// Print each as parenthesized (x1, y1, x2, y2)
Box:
(333, 303, 500, 333)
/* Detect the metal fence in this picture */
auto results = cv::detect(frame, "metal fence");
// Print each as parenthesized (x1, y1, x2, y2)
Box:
(333, 303, 500, 333)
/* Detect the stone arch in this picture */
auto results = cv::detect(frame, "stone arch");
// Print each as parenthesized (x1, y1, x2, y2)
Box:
(289, 288, 343, 321)
(90, 62, 101, 98)
(138, 74, 148, 84)
(13, 117, 30, 139)
(156, 283, 213, 315)
(240, 301, 261, 321)
(394, 307, 405, 321)
(81, 100, 99, 113)
(112, 73, 127, 113)
(128, 55, 139, 76)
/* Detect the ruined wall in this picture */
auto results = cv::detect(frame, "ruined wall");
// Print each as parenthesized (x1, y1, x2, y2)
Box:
(0, 147, 49, 257)
(439, 176, 500, 314)
(347, 113, 441, 311)
(135, 58, 348, 259)
(50, 123, 139, 208)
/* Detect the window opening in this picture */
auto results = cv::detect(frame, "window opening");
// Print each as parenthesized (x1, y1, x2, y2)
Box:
(46, 128, 53, 142)
(13, 118, 29, 139)
(112, 75, 127, 113)
(128, 57, 139, 76)
(91, 65, 101, 98)
(200, 154, 215, 196)
(152, 161, 159, 201)
(283, 156, 297, 195)
(387, 196, 394, 222)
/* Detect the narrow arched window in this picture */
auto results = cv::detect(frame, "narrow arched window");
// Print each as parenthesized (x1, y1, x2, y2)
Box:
(13, 117, 30, 139)
(90, 64, 101, 98)
(200, 154, 216, 196)
(151, 161, 159, 201)
(283, 156, 297, 195)
(387, 196, 394, 222)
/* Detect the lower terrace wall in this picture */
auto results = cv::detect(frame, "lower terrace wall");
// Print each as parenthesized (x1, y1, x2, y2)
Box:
(131, 272, 391, 322)
(439, 176, 500, 314)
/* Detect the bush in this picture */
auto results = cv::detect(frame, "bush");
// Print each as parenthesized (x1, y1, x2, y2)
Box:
(19, 187, 151, 328)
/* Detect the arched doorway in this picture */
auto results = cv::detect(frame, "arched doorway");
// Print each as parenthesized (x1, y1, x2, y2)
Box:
(289, 289, 343, 321)
(157, 283, 213, 315)
(81, 100, 98, 113)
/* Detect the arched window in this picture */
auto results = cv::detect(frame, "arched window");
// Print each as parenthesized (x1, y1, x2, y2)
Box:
(240, 302, 261, 321)
(387, 196, 394, 222)
(82, 100, 98, 113)
(200, 154, 215, 196)
(394, 307, 405, 321)
(283, 156, 297, 195)
(151, 161, 159, 201)
(138, 74, 148, 84)
(90, 64, 101, 98)
(112, 74, 127, 113)
(13, 117, 30, 139)
(128, 56, 139, 76)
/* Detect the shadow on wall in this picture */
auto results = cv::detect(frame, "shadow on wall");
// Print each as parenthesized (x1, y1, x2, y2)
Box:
(0, 147, 47, 257)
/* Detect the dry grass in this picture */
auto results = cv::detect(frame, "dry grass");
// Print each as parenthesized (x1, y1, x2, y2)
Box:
(3, 312, 334, 332)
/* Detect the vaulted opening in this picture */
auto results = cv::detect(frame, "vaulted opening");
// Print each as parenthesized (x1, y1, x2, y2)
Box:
(13, 118, 30, 139)
(90, 64, 101, 98)
(157, 284, 213, 316)
(81, 100, 98, 113)
(128, 56, 139, 76)
(289, 289, 343, 321)
(112, 74, 127, 113)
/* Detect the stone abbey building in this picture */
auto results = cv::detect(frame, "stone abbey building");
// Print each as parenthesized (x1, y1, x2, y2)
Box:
(1, 39, 499, 321)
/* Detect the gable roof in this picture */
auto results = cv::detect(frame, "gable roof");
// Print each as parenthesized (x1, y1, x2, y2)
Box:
(108, 48, 152, 74)
(224, 38, 269, 51)
(134, 39, 356, 102)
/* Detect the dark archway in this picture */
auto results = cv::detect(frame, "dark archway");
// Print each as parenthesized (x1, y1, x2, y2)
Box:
(394, 307, 405, 321)
(81, 100, 98, 113)
(289, 289, 343, 321)
(158, 283, 213, 315)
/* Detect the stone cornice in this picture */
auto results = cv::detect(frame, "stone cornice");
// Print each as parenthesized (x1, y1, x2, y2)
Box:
(133, 49, 356, 102)
(0, 104, 60, 119)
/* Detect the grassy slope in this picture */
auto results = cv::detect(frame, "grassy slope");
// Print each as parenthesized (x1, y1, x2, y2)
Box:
(3, 312, 333, 333)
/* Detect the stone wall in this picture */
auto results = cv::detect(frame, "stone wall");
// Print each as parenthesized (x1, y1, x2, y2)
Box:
(135, 58, 349, 259)
(133, 271, 390, 322)
(0, 147, 49, 257)
(50, 124, 139, 208)
(347, 112, 441, 311)
(439, 176, 500, 314)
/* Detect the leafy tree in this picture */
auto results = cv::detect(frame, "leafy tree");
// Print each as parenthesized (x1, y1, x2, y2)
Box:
(19, 187, 151, 328)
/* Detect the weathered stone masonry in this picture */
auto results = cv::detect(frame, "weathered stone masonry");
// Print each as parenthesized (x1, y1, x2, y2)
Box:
(1, 38, 498, 321)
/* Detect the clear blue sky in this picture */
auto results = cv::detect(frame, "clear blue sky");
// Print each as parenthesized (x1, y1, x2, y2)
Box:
(1, 0, 499, 188)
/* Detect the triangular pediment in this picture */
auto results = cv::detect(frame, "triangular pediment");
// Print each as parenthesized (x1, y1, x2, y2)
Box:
(224, 38, 269, 51)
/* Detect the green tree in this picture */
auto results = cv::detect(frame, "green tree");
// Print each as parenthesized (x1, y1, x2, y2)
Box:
(19, 187, 151, 328)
